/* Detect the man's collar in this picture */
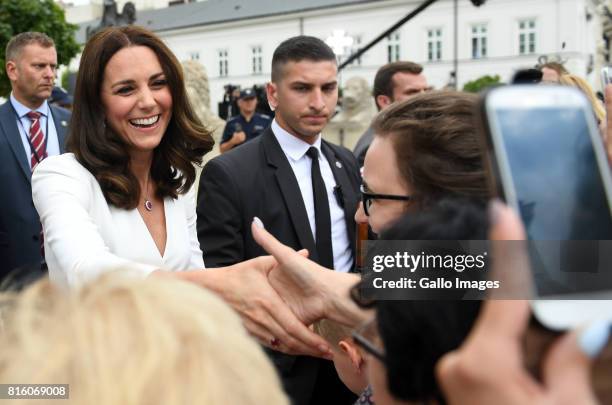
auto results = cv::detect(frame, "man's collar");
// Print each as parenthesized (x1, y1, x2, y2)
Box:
(10, 93, 49, 117)
(271, 119, 322, 162)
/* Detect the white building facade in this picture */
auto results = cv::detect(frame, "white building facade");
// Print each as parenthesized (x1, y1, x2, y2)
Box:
(60, 0, 200, 24)
(73, 0, 605, 115)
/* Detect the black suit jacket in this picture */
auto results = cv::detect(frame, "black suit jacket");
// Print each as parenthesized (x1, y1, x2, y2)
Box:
(0, 101, 70, 281)
(197, 128, 360, 404)
(197, 127, 360, 268)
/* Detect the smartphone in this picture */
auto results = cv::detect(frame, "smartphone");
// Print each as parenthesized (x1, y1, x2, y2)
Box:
(479, 85, 612, 330)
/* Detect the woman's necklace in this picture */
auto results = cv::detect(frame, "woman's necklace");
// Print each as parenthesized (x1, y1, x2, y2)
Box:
(144, 175, 153, 212)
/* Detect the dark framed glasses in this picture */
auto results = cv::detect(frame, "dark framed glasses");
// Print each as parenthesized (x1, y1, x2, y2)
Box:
(352, 318, 385, 363)
(360, 184, 414, 216)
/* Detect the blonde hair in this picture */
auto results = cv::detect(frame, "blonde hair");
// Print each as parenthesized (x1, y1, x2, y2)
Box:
(313, 318, 353, 350)
(0, 273, 288, 405)
(559, 74, 606, 123)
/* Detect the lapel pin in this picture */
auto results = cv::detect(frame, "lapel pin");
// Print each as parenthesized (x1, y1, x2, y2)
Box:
(335, 161, 342, 169)
(61, 120, 68, 127)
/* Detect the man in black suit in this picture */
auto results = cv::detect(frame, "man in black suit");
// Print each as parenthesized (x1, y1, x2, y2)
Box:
(0, 32, 70, 284)
(197, 36, 360, 405)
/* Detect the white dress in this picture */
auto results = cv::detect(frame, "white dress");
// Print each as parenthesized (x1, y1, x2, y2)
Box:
(32, 153, 204, 289)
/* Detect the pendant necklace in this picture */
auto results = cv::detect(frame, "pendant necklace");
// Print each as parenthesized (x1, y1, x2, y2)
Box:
(144, 175, 153, 212)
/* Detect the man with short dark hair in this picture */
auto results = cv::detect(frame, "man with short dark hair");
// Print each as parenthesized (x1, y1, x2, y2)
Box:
(197, 35, 360, 405)
(0, 32, 71, 283)
(353, 61, 430, 166)
(219, 88, 271, 153)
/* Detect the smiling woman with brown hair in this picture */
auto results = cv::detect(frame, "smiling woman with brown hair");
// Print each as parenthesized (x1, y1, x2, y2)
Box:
(33, 26, 213, 286)
(66, 26, 213, 210)
(31, 25, 332, 360)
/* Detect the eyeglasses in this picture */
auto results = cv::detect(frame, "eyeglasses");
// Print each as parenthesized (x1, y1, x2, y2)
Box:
(352, 318, 386, 363)
(360, 184, 414, 216)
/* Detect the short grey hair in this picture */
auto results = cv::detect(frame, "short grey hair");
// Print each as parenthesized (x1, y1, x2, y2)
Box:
(5, 32, 55, 62)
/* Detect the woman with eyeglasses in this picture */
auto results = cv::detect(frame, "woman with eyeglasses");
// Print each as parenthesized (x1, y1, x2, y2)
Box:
(354, 90, 487, 236)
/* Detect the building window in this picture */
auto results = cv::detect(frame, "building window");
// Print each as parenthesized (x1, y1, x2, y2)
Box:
(218, 49, 228, 77)
(427, 28, 442, 61)
(518, 19, 536, 55)
(471, 24, 487, 59)
(251, 45, 263, 75)
(387, 31, 400, 63)
(189, 51, 199, 61)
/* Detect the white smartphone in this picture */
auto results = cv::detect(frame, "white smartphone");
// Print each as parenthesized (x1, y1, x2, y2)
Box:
(480, 85, 612, 330)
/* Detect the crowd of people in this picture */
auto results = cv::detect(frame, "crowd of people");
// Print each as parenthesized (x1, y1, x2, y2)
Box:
(0, 25, 611, 405)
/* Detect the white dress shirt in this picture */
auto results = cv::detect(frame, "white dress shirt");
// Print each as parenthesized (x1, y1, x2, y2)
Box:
(271, 120, 352, 272)
(32, 153, 204, 289)
(10, 94, 61, 167)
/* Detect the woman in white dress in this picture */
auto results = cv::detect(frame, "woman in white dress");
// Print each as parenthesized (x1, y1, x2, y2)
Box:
(32, 26, 330, 359)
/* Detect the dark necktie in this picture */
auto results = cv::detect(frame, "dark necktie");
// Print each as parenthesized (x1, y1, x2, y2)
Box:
(306, 147, 334, 269)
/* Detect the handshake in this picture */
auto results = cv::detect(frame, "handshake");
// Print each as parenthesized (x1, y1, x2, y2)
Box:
(196, 208, 608, 405)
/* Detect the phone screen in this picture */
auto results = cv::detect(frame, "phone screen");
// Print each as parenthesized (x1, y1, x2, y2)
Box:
(494, 107, 612, 240)
(487, 86, 612, 297)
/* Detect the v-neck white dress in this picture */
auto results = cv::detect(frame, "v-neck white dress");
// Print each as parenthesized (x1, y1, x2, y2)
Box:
(32, 153, 204, 289)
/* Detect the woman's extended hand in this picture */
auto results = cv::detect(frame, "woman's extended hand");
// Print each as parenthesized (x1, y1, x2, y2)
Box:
(166, 257, 333, 359)
(251, 218, 368, 328)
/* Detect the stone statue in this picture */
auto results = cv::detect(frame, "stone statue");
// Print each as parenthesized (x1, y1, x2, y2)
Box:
(86, 0, 137, 40)
(323, 76, 377, 150)
(182, 60, 226, 189)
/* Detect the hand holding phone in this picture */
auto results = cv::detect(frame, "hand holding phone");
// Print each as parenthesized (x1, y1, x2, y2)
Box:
(478, 85, 612, 330)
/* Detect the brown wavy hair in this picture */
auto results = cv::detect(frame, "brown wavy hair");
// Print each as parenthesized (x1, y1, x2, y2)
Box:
(66, 26, 214, 209)
(371, 91, 487, 206)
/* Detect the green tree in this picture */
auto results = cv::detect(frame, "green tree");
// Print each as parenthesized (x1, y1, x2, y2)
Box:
(60, 68, 73, 90)
(0, 0, 80, 97)
(462, 75, 502, 93)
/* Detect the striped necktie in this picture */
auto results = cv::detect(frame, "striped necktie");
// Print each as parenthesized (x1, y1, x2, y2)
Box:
(26, 111, 47, 170)
(26, 111, 47, 260)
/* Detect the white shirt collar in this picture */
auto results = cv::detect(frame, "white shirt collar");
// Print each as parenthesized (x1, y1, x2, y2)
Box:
(10, 93, 49, 118)
(271, 119, 322, 162)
